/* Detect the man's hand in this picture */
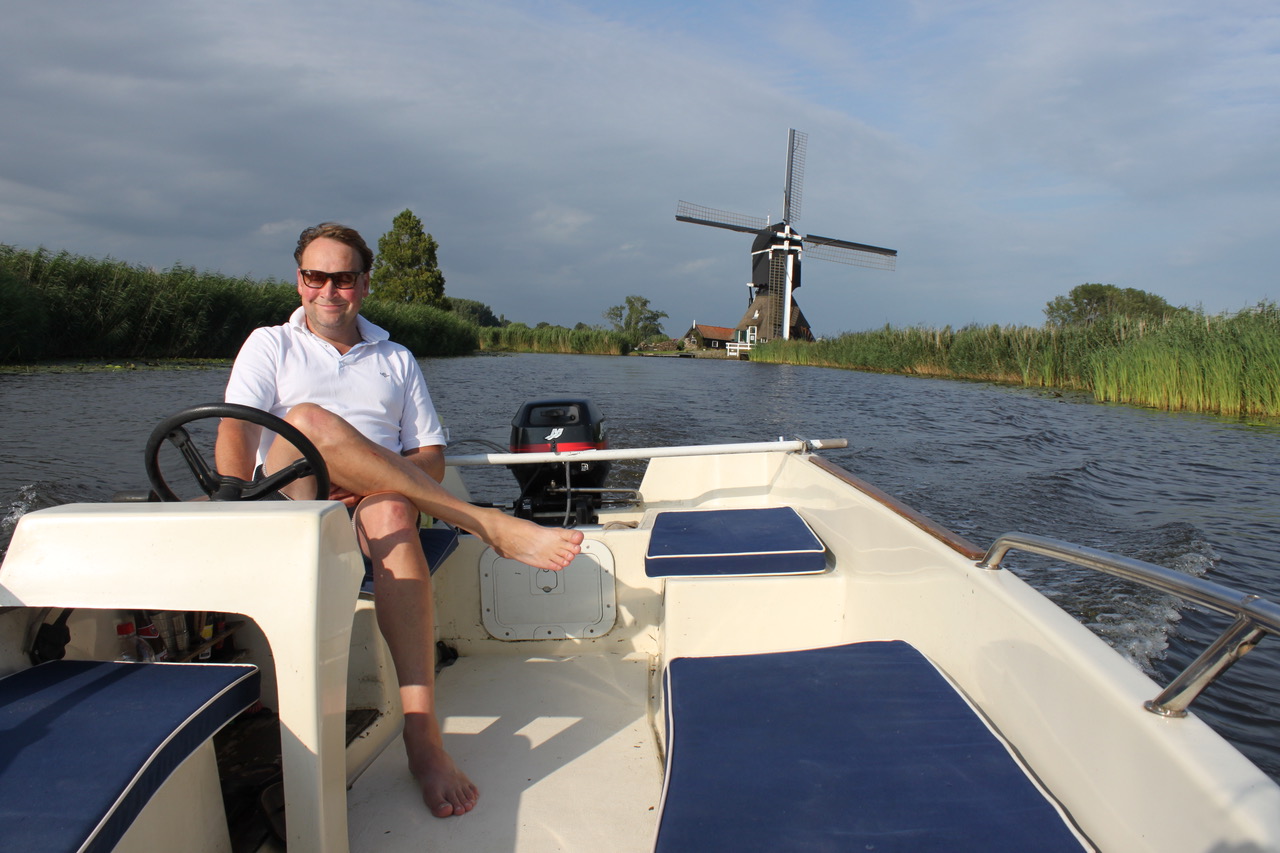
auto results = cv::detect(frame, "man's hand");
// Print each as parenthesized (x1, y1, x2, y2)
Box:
(329, 485, 362, 508)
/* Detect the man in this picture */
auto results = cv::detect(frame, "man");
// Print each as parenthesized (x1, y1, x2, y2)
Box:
(216, 222, 583, 818)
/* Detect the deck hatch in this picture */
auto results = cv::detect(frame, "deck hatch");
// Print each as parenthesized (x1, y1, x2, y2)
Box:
(480, 539, 616, 640)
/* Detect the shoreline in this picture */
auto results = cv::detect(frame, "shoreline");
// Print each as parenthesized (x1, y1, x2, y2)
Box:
(4, 352, 1275, 425)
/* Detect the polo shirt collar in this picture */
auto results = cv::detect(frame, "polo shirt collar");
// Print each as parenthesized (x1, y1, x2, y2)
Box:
(288, 306, 389, 345)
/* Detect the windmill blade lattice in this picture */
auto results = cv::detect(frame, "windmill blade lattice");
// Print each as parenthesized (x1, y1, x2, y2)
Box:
(675, 201, 767, 235)
(783, 129, 806, 224)
(803, 234, 897, 271)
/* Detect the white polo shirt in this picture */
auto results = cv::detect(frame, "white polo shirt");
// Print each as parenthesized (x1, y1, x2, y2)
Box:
(224, 307, 447, 464)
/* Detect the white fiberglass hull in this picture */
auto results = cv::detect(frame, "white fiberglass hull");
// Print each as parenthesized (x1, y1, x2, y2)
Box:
(2, 445, 1278, 852)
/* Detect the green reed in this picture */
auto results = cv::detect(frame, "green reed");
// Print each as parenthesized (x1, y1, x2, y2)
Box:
(753, 306, 1280, 418)
(361, 300, 477, 357)
(1089, 307, 1280, 417)
(0, 245, 478, 361)
(754, 324, 1097, 388)
(478, 325, 632, 355)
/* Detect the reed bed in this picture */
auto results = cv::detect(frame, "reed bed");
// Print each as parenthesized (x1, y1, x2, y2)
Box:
(6, 245, 1275, 417)
(752, 306, 1280, 418)
(1088, 309, 1280, 418)
(478, 325, 632, 355)
(0, 246, 477, 361)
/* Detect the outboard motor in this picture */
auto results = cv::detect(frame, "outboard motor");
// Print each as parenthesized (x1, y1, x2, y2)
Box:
(508, 398, 610, 525)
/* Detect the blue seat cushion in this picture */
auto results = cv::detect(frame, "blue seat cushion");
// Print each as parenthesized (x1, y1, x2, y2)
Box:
(0, 660, 260, 853)
(645, 507, 825, 577)
(657, 641, 1085, 852)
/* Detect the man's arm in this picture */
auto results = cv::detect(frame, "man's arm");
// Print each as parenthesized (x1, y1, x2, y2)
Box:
(403, 445, 446, 483)
(216, 418, 264, 481)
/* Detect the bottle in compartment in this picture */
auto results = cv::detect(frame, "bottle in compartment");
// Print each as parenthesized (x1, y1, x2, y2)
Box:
(115, 622, 153, 660)
(136, 613, 169, 661)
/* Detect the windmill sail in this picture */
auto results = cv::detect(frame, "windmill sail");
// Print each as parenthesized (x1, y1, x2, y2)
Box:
(783, 129, 806, 224)
(803, 233, 897, 271)
(675, 201, 766, 235)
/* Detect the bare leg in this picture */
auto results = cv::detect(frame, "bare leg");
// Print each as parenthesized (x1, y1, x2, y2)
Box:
(267, 404, 583, 568)
(355, 494, 477, 817)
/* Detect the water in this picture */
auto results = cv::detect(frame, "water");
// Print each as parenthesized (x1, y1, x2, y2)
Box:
(2, 353, 1278, 780)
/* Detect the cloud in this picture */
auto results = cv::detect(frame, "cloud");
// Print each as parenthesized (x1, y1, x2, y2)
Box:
(0, 0, 1275, 333)
(529, 206, 596, 242)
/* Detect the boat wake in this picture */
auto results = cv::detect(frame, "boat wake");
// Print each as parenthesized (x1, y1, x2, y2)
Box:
(1009, 521, 1218, 675)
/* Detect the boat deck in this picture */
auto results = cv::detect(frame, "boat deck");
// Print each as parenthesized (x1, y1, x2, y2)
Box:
(346, 652, 661, 852)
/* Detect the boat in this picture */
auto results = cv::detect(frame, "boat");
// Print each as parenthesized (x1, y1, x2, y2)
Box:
(2, 399, 1279, 852)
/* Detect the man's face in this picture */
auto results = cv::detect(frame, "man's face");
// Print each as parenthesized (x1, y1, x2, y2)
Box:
(295, 237, 369, 342)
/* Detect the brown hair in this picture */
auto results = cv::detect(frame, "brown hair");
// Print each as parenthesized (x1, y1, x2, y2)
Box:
(294, 222, 374, 272)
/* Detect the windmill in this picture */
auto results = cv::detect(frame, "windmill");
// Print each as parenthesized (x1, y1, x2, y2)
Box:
(676, 129, 897, 342)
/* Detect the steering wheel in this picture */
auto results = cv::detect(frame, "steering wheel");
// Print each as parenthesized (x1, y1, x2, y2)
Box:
(145, 403, 330, 502)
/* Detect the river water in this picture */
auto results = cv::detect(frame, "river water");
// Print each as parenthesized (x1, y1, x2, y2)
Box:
(2, 352, 1278, 781)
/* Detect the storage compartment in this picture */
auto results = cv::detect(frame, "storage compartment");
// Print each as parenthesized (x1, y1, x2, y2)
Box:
(479, 540, 616, 640)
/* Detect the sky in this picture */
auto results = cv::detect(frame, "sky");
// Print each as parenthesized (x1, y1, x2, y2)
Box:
(2, 0, 1277, 336)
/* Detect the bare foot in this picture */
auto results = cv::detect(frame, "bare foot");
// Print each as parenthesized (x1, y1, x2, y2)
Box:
(484, 512, 585, 570)
(412, 749, 478, 817)
(404, 722, 479, 817)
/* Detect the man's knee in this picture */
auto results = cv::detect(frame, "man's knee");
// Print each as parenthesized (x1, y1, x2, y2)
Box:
(284, 402, 341, 439)
(355, 492, 420, 533)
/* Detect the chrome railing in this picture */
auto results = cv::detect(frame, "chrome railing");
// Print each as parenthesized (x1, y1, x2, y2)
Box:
(978, 532, 1280, 718)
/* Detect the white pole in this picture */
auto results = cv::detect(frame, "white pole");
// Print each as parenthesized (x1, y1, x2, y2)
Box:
(446, 437, 847, 467)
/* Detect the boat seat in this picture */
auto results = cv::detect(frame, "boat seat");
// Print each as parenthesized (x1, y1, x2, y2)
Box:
(656, 641, 1087, 852)
(644, 506, 826, 577)
(360, 523, 459, 594)
(0, 659, 260, 853)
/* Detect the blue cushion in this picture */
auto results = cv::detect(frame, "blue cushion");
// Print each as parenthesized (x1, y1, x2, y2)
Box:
(645, 507, 825, 577)
(0, 660, 259, 853)
(657, 642, 1085, 852)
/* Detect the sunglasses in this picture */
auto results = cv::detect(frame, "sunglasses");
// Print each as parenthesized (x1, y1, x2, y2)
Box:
(298, 269, 364, 289)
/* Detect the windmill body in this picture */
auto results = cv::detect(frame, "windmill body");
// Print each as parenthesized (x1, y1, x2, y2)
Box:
(676, 129, 897, 343)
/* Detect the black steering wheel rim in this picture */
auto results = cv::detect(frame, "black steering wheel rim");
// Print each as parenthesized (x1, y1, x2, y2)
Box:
(145, 402, 330, 501)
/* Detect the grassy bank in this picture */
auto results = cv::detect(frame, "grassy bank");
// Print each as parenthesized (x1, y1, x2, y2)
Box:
(478, 325, 633, 355)
(0, 246, 638, 362)
(6, 245, 1274, 417)
(751, 305, 1280, 418)
(1088, 310, 1280, 417)
(1, 246, 478, 361)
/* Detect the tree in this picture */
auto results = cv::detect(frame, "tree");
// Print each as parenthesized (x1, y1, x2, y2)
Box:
(603, 295, 667, 340)
(1044, 283, 1181, 327)
(447, 297, 504, 327)
(369, 209, 446, 308)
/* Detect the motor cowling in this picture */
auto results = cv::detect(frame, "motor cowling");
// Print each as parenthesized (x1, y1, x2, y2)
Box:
(508, 399, 610, 525)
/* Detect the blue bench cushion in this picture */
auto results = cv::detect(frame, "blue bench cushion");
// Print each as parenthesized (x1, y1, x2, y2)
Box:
(657, 642, 1085, 852)
(645, 507, 825, 577)
(0, 660, 260, 853)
